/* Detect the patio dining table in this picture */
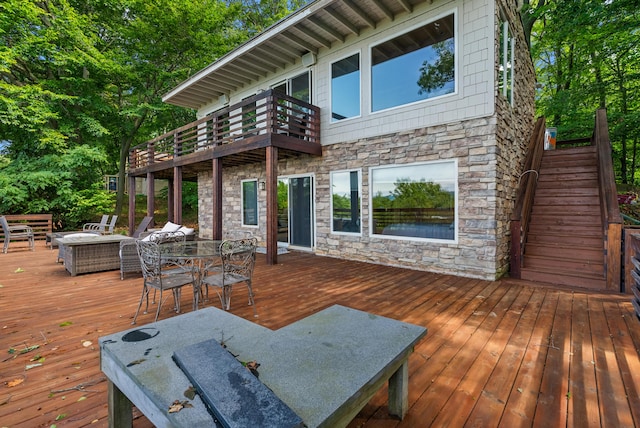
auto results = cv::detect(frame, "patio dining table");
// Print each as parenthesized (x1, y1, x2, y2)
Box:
(158, 240, 222, 311)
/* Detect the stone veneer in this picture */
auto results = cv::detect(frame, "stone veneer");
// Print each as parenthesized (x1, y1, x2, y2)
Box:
(198, 113, 527, 280)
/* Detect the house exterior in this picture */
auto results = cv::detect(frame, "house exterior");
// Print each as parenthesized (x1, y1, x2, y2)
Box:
(130, 0, 536, 280)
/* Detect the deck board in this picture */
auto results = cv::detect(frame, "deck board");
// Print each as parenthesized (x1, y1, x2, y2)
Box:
(0, 242, 639, 427)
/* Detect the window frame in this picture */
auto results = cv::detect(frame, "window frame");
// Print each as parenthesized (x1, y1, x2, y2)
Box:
(330, 51, 362, 123)
(499, 20, 515, 105)
(241, 179, 259, 227)
(330, 168, 362, 235)
(369, 9, 458, 115)
(369, 160, 458, 243)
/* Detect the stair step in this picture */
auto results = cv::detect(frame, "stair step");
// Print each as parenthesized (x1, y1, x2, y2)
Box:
(520, 268, 606, 290)
(527, 224, 602, 236)
(535, 178, 599, 189)
(533, 196, 600, 206)
(525, 243, 602, 262)
(526, 233, 603, 247)
(529, 206, 601, 217)
(527, 213, 601, 225)
(534, 187, 599, 197)
(523, 254, 604, 276)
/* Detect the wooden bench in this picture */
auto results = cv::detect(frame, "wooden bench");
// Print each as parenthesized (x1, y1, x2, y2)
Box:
(100, 305, 427, 427)
(0, 214, 52, 241)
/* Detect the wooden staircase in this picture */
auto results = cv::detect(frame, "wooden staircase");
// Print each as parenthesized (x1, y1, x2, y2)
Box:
(520, 145, 607, 290)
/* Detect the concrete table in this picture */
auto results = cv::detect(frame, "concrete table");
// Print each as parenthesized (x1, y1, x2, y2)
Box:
(57, 234, 134, 276)
(99, 305, 427, 428)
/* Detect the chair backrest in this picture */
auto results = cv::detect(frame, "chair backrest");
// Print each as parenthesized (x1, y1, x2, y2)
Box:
(106, 215, 118, 233)
(136, 240, 161, 282)
(220, 238, 257, 278)
(98, 215, 109, 227)
(132, 216, 153, 238)
(0, 216, 9, 237)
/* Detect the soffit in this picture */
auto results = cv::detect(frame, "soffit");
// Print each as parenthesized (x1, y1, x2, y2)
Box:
(163, 0, 433, 109)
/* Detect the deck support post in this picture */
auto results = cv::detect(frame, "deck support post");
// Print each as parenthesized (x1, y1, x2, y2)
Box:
(266, 146, 278, 265)
(173, 166, 183, 225)
(212, 158, 223, 240)
(146, 172, 155, 223)
(128, 175, 136, 235)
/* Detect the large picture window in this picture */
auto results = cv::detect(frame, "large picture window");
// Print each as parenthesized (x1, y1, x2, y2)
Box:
(331, 53, 360, 122)
(242, 180, 258, 226)
(371, 13, 455, 112)
(371, 161, 456, 240)
(331, 169, 361, 234)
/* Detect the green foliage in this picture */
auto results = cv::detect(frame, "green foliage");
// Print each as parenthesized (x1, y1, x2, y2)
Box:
(530, 0, 640, 183)
(0, 144, 111, 227)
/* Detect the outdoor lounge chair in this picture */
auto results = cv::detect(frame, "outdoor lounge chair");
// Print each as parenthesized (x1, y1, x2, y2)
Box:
(82, 215, 109, 234)
(104, 215, 118, 234)
(0, 216, 35, 253)
(132, 239, 195, 324)
(132, 216, 153, 238)
(202, 238, 257, 314)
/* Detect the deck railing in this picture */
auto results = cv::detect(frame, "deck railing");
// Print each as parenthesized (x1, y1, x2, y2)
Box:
(594, 109, 622, 290)
(510, 117, 546, 278)
(128, 89, 320, 170)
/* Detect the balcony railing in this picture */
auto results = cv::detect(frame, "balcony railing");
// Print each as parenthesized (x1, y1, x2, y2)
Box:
(128, 89, 320, 170)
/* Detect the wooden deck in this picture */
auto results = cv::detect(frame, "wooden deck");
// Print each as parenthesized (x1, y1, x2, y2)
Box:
(1, 241, 639, 427)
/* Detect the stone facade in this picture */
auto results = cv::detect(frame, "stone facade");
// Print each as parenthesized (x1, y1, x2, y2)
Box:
(199, 114, 525, 280)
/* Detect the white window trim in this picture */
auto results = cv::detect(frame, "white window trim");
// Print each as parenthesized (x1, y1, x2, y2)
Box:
(368, 160, 458, 243)
(241, 178, 259, 228)
(329, 50, 362, 124)
(368, 8, 459, 116)
(500, 20, 515, 105)
(330, 168, 363, 236)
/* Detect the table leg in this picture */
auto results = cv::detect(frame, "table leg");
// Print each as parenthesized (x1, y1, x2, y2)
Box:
(388, 359, 409, 419)
(108, 379, 133, 428)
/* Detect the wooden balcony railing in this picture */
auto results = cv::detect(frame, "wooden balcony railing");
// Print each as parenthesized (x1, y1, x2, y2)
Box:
(128, 89, 320, 170)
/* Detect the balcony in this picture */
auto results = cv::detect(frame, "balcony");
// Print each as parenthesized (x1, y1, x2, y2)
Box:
(127, 89, 321, 179)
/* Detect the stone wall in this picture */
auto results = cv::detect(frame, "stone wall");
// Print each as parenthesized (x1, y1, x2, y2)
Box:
(199, 115, 511, 280)
(493, 0, 538, 277)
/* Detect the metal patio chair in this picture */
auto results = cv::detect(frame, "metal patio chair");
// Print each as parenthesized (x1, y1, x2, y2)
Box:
(202, 238, 257, 314)
(0, 216, 35, 253)
(132, 239, 195, 324)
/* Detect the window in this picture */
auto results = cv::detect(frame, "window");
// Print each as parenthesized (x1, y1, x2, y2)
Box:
(499, 20, 514, 104)
(272, 71, 311, 103)
(371, 161, 456, 240)
(371, 14, 455, 112)
(331, 53, 360, 121)
(242, 180, 258, 226)
(331, 170, 361, 234)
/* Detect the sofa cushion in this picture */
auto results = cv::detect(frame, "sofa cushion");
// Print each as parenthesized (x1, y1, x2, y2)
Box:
(160, 221, 181, 232)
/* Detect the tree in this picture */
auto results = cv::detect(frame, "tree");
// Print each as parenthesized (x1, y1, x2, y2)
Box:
(530, 0, 640, 184)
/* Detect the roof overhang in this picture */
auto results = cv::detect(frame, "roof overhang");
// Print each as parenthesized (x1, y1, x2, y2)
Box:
(162, 0, 433, 109)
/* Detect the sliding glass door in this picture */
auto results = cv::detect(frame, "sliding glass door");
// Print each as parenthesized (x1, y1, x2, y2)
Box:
(277, 175, 314, 248)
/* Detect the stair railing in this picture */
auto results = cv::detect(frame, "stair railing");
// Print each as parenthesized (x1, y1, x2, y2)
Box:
(510, 117, 546, 278)
(594, 108, 623, 290)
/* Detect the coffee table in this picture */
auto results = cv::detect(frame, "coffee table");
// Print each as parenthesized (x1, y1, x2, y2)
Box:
(57, 234, 134, 276)
(100, 305, 427, 427)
